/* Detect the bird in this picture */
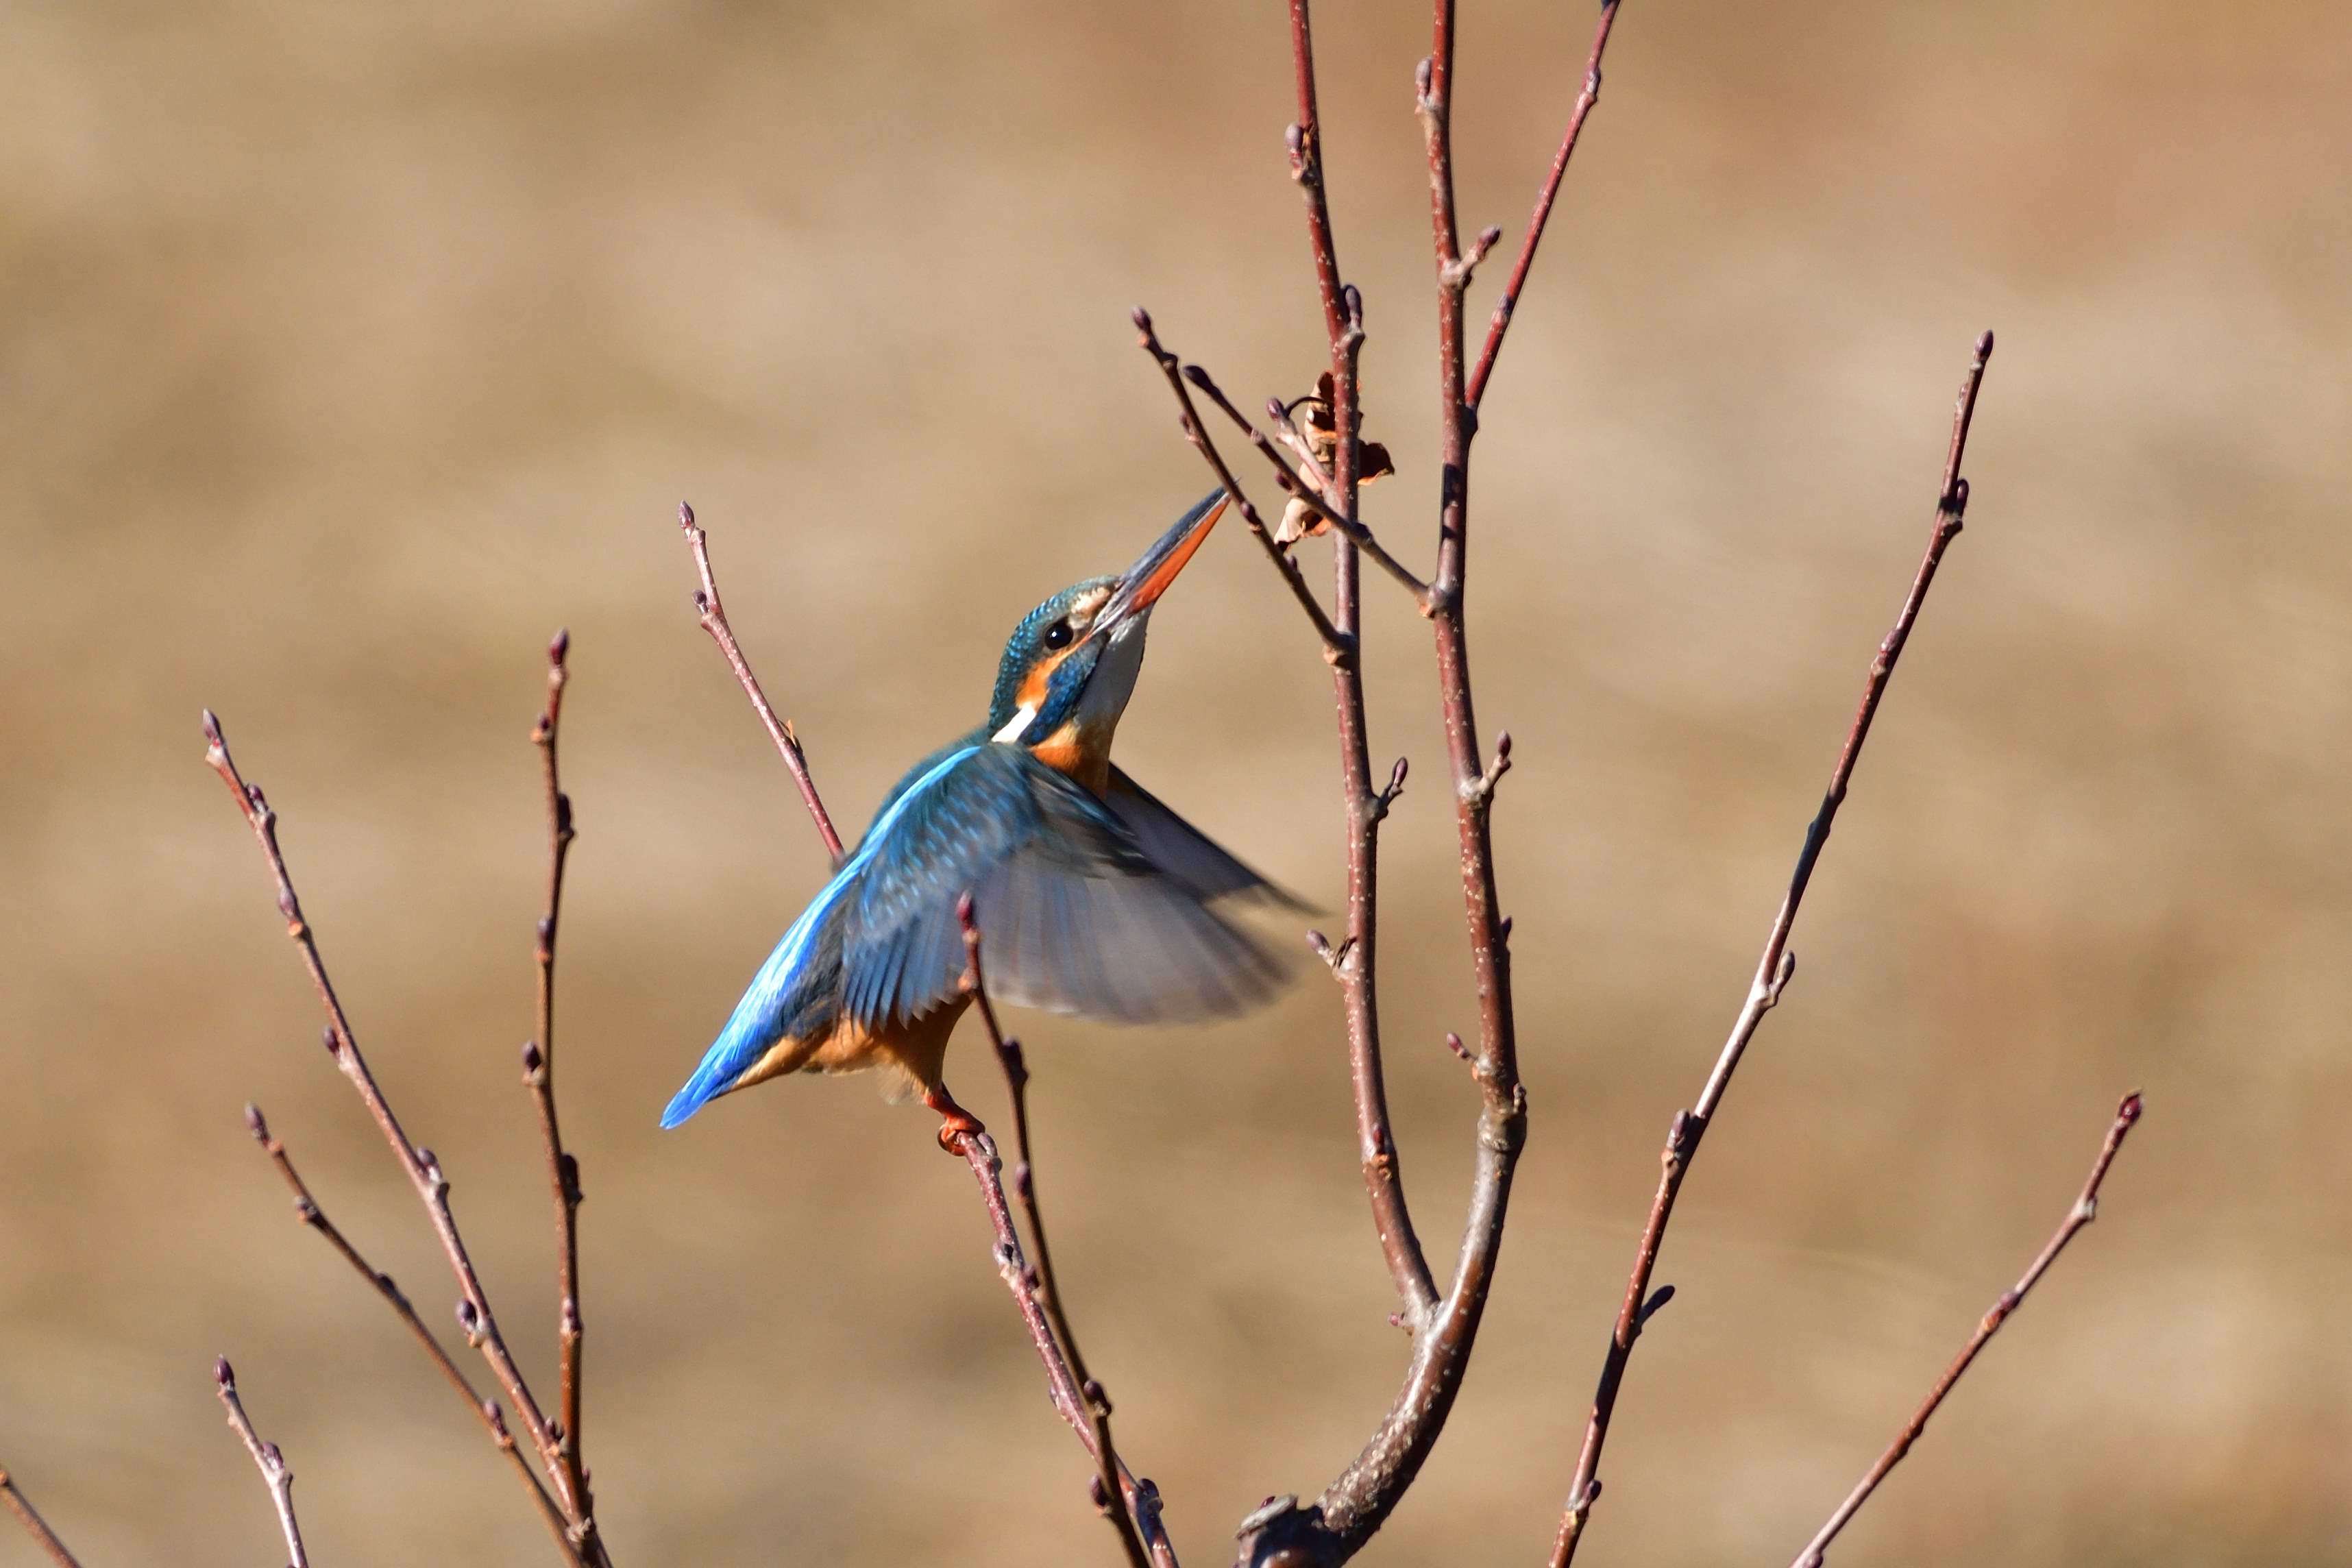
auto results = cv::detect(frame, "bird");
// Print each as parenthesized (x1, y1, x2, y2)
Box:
(661, 489, 1299, 1146)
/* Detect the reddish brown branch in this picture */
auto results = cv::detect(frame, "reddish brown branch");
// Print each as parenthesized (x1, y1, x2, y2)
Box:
(1284, 0, 1442, 1347)
(959, 897, 1155, 1568)
(1284, 0, 1347, 345)
(676, 502, 846, 863)
(1181, 361, 1431, 607)
(0, 1469, 83, 1568)
(951, 1125, 1177, 1567)
(1282, 0, 1543, 1549)
(214, 1357, 310, 1568)
(1280, 11, 1419, 1358)
(243, 1104, 581, 1559)
(1238, 3, 1587, 1559)
(528, 628, 590, 1519)
(201, 713, 609, 1565)
(1549, 332, 1996, 1568)
(1133, 309, 1348, 654)
(1465, 0, 1621, 411)
(1791, 1093, 2144, 1567)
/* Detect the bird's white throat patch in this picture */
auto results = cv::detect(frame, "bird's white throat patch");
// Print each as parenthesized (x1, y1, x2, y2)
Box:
(991, 703, 1040, 744)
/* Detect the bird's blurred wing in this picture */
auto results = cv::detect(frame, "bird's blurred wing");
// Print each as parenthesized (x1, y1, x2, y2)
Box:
(1103, 764, 1312, 911)
(840, 746, 1287, 1029)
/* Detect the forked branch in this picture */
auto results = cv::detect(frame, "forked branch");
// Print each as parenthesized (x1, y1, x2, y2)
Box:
(1236, 3, 1626, 1560)
(1790, 1093, 2144, 1567)
(1181, 360, 1430, 607)
(243, 1103, 580, 1559)
(203, 705, 609, 1565)
(1467, 0, 1621, 410)
(1132, 308, 1349, 655)
(1549, 332, 1996, 1568)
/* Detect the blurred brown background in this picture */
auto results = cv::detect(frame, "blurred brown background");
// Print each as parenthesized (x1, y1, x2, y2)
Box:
(3, 1, 2347, 1563)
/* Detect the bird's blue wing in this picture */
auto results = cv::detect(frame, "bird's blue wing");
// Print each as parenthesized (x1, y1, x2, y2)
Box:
(840, 746, 1286, 1029)
(1103, 765, 1312, 911)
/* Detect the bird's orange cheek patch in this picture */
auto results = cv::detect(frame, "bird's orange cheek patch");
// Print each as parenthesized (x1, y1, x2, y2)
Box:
(1015, 654, 1070, 716)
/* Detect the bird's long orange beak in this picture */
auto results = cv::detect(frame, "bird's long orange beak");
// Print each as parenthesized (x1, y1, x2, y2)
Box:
(1094, 489, 1229, 636)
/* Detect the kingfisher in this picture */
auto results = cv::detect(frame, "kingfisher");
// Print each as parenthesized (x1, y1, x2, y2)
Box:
(662, 490, 1298, 1144)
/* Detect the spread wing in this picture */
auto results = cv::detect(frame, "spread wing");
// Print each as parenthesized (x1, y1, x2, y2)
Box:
(1103, 765, 1312, 911)
(839, 745, 1286, 1028)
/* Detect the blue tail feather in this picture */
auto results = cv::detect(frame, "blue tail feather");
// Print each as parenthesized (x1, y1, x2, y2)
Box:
(661, 867, 855, 1128)
(663, 744, 983, 1128)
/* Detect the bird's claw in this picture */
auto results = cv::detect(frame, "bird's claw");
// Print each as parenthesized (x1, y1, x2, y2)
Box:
(935, 1112, 985, 1154)
(923, 1086, 986, 1155)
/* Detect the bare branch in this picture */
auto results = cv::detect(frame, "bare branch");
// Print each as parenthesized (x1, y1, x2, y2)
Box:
(950, 1125, 1177, 1567)
(214, 1357, 310, 1568)
(1282, 0, 1443, 1352)
(201, 712, 608, 1563)
(959, 896, 1153, 1568)
(1466, 0, 1623, 409)
(526, 628, 591, 1521)
(1550, 332, 1996, 1568)
(1181, 362, 1431, 606)
(1279, 1, 1547, 1551)
(1791, 1093, 2145, 1567)
(1319, 280, 1447, 1352)
(0, 1469, 84, 1568)
(1132, 309, 1349, 655)
(676, 502, 845, 863)
(242, 1104, 583, 1559)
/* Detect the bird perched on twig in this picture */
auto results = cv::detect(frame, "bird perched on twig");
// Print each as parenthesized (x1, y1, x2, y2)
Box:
(663, 491, 1299, 1145)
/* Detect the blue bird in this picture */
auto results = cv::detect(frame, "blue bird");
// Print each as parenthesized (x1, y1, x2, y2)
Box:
(663, 491, 1299, 1144)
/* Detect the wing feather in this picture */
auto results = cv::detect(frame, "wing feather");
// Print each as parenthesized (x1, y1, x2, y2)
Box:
(841, 746, 1286, 1029)
(1103, 765, 1311, 910)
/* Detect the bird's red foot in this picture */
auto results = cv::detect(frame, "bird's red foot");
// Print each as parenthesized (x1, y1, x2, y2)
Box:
(922, 1085, 985, 1154)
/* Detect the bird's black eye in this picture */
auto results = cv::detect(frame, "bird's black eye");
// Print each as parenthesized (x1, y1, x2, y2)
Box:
(1044, 620, 1074, 650)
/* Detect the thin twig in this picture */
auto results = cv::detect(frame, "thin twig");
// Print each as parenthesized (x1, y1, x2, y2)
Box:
(1290, 0, 1442, 1340)
(0, 1469, 84, 1568)
(1465, 0, 1622, 410)
(676, 501, 845, 863)
(243, 1104, 583, 1560)
(214, 1357, 310, 1568)
(1181, 363, 1431, 607)
(959, 896, 1152, 1568)
(952, 1127, 1177, 1567)
(528, 628, 590, 1519)
(1549, 332, 1996, 1568)
(201, 712, 608, 1565)
(1791, 1093, 2145, 1567)
(1132, 308, 1350, 656)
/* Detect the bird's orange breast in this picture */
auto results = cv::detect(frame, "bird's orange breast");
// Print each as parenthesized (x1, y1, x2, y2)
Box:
(1027, 718, 1112, 794)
